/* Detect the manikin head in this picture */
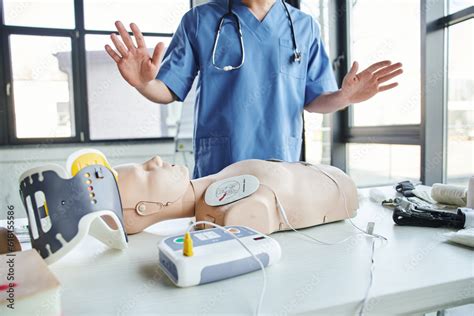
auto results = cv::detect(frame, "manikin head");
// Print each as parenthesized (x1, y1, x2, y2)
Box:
(114, 156, 191, 233)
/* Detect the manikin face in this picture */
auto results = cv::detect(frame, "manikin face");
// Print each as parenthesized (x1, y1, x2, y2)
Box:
(115, 156, 190, 210)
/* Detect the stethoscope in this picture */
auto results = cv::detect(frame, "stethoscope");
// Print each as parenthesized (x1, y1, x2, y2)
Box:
(212, 0, 302, 72)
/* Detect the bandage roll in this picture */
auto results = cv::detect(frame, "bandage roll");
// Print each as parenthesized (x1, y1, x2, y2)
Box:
(467, 176, 474, 209)
(444, 228, 474, 248)
(460, 208, 474, 229)
(431, 183, 467, 207)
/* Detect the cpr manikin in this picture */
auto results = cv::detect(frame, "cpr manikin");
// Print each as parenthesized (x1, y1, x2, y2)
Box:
(116, 157, 358, 235)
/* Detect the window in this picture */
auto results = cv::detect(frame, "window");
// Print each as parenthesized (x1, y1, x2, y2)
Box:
(10, 35, 74, 138)
(339, 0, 423, 186)
(301, 0, 331, 164)
(350, 0, 420, 126)
(348, 144, 420, 187)
(449, 0, 473, 14)
(3, 0, 75, 29)
(85, 35, 178, 140)
(446, 18, 473, 185)
(0, 0, 193, 144)
(83, 0, 188, 33)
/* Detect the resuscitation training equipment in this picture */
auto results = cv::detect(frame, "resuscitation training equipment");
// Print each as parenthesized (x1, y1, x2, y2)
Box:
(18, 149, 128, 264)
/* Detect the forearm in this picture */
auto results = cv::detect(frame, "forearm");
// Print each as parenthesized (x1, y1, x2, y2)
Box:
(136, 79, 176, 104)
(305, 90, 351, 114)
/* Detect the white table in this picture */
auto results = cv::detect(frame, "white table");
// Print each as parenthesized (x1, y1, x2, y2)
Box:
(10, 187, 474, 315)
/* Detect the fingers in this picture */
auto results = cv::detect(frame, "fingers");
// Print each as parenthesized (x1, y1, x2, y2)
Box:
(348, 61, 359, 77)
(365, 60, 392, 73)
(378, 68, 403, 84)
(130, 23, 146, 48)
(152, 42, 166, 66)
(378, 82, 398, 92)
(115, 21, 136, 50)
(373, 62, 402, 78)
(111, 33, 128, 57)
(105, 45, 121, 63)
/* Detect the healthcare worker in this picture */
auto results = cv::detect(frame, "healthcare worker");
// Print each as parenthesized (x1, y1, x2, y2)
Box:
(105, 0, 403, 178)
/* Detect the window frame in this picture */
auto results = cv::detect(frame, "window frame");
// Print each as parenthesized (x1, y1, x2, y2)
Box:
(0, 2, 7, 145)
(423, 4, 473, 184)
(0, 0, 193, 146)
(329, 0, 473, 186)
(332, 0, 423, 175)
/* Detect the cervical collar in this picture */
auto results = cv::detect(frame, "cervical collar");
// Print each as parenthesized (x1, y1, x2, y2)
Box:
(19, 149, 128, 264)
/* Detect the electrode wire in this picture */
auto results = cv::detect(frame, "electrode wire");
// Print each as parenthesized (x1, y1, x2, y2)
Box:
(186, 221, 267, 316)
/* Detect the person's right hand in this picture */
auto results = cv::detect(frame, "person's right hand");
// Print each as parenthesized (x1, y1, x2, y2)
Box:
(105, 21, 166, 89)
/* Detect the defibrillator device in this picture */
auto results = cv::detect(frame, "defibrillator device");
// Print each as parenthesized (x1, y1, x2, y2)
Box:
(158, 225, 281, 287)
(18, 149, 128, 264)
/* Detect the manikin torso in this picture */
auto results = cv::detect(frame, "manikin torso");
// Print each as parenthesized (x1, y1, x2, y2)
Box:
(115, 157, 359, 235)
(193, 160, 358, 234)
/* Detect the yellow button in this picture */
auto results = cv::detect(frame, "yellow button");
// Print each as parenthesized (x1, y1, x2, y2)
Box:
(227, 228, 240, 234)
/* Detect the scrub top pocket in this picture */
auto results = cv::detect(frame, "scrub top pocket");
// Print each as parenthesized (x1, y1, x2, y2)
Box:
(195, 137, 232, 178)
(279, 39, 306, 79)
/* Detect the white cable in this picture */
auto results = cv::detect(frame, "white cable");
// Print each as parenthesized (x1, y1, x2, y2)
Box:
(307, 164, 387, 242)
(263, 161, 387, 315)
(301, 163, 387, 315)
(261, 183, 359, 245)
(359, 238, 377, 316)
(186, 221, 267, 316)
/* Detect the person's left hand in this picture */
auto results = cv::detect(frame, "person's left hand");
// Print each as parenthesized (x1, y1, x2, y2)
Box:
(341, 60, 403, 104)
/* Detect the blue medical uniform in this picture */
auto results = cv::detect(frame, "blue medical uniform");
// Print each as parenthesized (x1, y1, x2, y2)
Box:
(157, 0, 338, 178)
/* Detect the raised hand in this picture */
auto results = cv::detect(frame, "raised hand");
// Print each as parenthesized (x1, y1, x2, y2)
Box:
(341, 60, 403, 104)
(105, 21, 166, 89)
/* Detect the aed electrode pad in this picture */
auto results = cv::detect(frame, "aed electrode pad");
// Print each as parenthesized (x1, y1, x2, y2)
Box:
(158, 225, 281, 287)
(204, 175, 260, 206)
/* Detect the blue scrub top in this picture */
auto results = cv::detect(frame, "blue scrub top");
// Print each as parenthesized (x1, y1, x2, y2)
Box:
(157, 0, 338, 178)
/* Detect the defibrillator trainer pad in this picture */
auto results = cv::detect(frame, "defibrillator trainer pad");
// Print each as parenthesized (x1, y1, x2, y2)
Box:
(19, 164, 128, 264)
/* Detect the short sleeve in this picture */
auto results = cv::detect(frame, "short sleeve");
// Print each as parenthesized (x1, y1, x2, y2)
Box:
(156, 10, 199, 102)
(304, 19, 338, 105)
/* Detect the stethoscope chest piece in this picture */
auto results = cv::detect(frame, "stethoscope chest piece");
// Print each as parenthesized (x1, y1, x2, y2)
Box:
(293, 50, 302, 63)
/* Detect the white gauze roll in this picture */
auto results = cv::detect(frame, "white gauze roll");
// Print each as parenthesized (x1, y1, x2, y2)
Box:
(431, 183, 467, 206)
(467, 176, 474, 209)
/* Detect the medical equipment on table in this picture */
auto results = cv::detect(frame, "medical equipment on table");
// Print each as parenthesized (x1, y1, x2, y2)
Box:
(444, 227, 474, 248)
(393, 203, 466, 229)
(395, 180, 416, 197)
(276, 162, 386, 316)
(431, 183, 467, 207)
(18, 149, 128, 264)
(212, 0, 301, 71)
(395, 180, 437, 204)
(390, 180, 474, 228)
(204, 175, 260, 206)
(158, 225, 280, 287)
(159, 223, 280, 315)
(369, 187, 393, 204)
(197, 161, 359, 234)
(196, 160, 386, 316)
(466, 176, 474, 208)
